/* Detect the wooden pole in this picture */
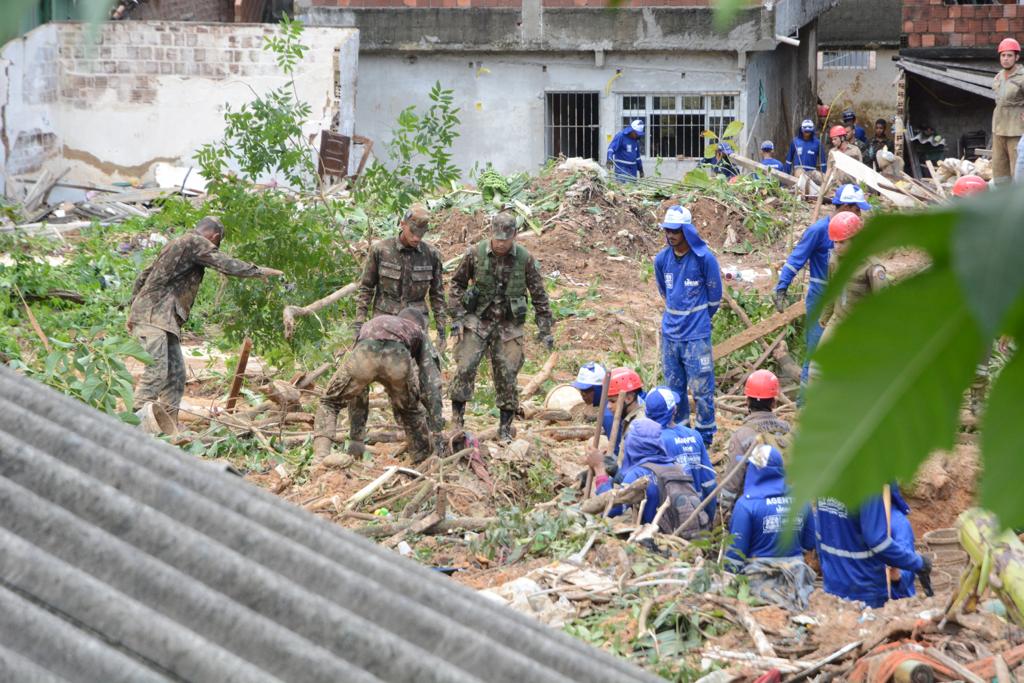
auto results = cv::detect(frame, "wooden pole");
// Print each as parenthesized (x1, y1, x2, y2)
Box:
(584, 372, 613, 499)
(225, 337, 252, 413)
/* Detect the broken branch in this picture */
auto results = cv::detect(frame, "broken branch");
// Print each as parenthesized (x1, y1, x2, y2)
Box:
(282, 282, 359, 339)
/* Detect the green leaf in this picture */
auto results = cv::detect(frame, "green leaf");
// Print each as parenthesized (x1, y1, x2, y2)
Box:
(952, 185, 1024, 337)
(722, 120, 744, 139)
(979, 345, 1024, 526)
(790, 269, 985, 511)
(818, 208, 955, 319)
(712, 0, 747, 31)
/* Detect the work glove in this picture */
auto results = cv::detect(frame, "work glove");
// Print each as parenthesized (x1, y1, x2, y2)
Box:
(773, 290, 787, 314)
(539, 332, 555, 351)
(916, 554, 934, 597)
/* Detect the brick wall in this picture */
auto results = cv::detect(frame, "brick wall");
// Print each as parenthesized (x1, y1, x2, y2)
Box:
(903, 0, 1024, 50)
(306, 0, 714, 7)
(55, 22, 285, 109)
(542, 0, 712, 7)
(127, 0, 234, 22)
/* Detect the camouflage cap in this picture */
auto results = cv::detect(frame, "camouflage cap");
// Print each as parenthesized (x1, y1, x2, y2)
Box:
(490, 212, 518, 240)
(403, 203, 431, 235)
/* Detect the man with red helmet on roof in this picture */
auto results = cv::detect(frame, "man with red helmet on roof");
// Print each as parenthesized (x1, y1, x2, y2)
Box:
(718, 370, 792, 526)
(818, 211, 886, 338)
(992, 37, 1024, 184)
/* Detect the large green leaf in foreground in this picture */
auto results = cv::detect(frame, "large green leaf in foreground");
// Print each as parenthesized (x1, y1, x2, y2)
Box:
(790, 268, 985, 511)
(980, 346, 1024, 526)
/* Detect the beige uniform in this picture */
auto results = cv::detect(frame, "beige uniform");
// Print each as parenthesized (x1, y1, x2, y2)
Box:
(992, 66, 1024, 181)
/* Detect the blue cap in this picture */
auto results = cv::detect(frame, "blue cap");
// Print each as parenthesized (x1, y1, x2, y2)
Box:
(570, 361, 606, 390)
(660, 205, 692, 230)
(800, 119, 815, 132)
(760, 140, 775, 152)
(644, 386, 680, 427)
(832, 183, 872, 211)
(718, 141, 734, 155)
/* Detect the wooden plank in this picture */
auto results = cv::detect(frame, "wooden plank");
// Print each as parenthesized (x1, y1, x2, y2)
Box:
(225, 337, 253, 413)
(730, 153, 800, 188)
(714, 301, 806, 360)
(829, 150, 920, 208)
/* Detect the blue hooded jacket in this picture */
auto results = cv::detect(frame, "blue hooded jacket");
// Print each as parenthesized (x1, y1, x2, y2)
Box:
(812, 492, 925, 608)
(596, 417, 684, 524)
(607, 127, 644, 178)
(889, 487, 917, 599)
(644, 387, 717, 519)
(785, 133, 825, 174)
(727, 448, 815, 564)
(654, 224, 722, 342)
(602, 391, 646, 460)
(761, 158, 785, 172)
(774, 216, 832, 305)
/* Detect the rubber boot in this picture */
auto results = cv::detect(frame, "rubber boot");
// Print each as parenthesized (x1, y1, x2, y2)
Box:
(432, 432, 450, 458)
(451, 400, 466, 429)
(498, 409, 515, 444)
(312, 405, 338, 461)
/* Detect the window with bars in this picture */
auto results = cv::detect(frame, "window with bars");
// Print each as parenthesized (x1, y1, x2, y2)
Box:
(817, 49, 876, 70)
(545, 92, 600, 161)
(619, 93, 738, 159)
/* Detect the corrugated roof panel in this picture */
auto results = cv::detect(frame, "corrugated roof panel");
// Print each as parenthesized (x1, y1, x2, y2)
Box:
(0, 367, 663, 683)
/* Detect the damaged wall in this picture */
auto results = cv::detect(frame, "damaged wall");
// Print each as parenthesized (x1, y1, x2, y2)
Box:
(124, 0, 235, 22)
(0, 21, 359, 187)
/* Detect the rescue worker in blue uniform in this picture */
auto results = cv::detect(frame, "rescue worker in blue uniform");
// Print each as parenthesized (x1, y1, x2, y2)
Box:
(706, 141, 739, 178)
(889, 486, 920, 600)
(812, 492, 933, 608)
(570, 361, 606, 408)
(607, 120, 645, 181)
(726, 445, 815, 566)
(759, 140, 785, 172)
(785, 119, 825, 175)
(773, 183, 871, 389)
(842, 108, 869, 146)
(643, 386, 717, 520)
(587, 417, 708, 538)
(654, 205, 722, 447)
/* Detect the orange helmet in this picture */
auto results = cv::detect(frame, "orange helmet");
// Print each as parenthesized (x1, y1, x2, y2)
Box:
(998, 37, 1021, 54)
(829, 125, 848, 140)
(607, 367, 643, 397)
(952, 175, 987, 197)
(829, 211, 863, 242)
(744, 370, 780, 400)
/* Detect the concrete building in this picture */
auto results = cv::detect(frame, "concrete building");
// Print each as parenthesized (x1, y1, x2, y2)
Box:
(0, 21, 358, 190)
(817, 0, 901, 133)
(896, 0, 1024, 163)
(298, 0, 840, 177)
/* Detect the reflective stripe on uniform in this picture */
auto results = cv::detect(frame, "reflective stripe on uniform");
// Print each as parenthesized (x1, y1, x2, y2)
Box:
(784, 263, 799, 274)
(611, 158, 637, 165)
(809, 276, 827, 285)
(816, 536, 892, 560)
(666, 302, 709, 316)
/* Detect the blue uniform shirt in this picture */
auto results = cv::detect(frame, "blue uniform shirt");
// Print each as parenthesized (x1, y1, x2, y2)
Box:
(785, 134, 825, 173)
(774, 216, 832, 301)
(654, 224, 722, 342)
(607, 127, 644, 179)
(659, 424, 717, 520)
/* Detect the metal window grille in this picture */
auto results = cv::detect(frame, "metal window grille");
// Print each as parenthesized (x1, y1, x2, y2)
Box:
(618, 93, 739, 159)
(817, 49, 876, 70)
(545, 92, 600, 161)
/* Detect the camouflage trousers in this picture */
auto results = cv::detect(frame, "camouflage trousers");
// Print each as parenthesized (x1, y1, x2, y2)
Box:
(449, 316, 525, 411)
(350, 336, 444, 442)
(132, 324, 186, 421)
(315, 340, 432, 459)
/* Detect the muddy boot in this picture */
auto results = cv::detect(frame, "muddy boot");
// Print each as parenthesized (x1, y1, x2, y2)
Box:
(432, 432, 450, 458)
(498, 409, 515, 444)
(451, 400, 466, 429)
(346, 440, 365, 457)
(312, 405, 338, 461)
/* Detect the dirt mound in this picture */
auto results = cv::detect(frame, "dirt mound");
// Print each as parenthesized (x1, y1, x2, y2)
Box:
(656, 195, 756, 250)
(907, 445, 980, 535)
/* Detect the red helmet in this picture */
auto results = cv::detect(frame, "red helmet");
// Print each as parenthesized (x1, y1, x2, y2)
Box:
(998, 37, 1021, 54)
(817, 104, 830, 119)
(952, 175, 988, 197)
(829, 125, 848, 140)
(829, 211, 863, 242)
(608, 367, 643, 397)
(744, 370, 780, 400)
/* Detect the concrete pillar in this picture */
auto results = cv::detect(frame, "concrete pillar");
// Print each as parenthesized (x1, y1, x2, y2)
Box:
(522, 0, 543, 43)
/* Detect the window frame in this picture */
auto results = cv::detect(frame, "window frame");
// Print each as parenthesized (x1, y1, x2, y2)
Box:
(617, 92, 740, 160)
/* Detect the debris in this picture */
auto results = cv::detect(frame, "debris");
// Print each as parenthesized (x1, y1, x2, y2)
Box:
(580, 476, 649, 515)
(521, 351, 559, 400)
(282, 282, 359, 339)
(713, 301, 805, 361)
(828, 150, 920, 208)
(225, 337, 253, 413)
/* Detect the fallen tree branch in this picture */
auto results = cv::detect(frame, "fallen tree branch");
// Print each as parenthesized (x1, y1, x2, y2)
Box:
(520, 351, 559, 400)
(527, 425, 595, 441)
(354, 516, 496, 538)
(580, 476, 649, 515)
(345, 466, 399, 510)
(705, 595, 776, 658)
(283, 282, 359, 339)
(714, 301, 805, 360)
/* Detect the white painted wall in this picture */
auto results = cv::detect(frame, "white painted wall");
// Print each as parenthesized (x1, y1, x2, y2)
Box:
(356, 51, 744, 180)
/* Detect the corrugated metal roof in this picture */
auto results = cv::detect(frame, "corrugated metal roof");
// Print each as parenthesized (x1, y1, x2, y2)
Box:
(0, 366, 663, 683)
(897, 57, 997, 100)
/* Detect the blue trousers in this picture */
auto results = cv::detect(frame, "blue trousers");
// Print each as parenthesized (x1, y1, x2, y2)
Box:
(662, 336, 716, 445)
(801, 288, 825, 386)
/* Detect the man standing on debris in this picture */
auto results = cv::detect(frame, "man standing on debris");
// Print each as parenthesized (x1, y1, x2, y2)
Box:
(827, 125, 863, 181)
(602, 367, 646, 462)
(313, 308, 435, 463)
(643, 386, 717, 519)
(718, 370, 791, 525)
(784, 120, 825, 177)
(992, 37, 1024, 184)
(607, 120, 646, 181)
(812, 491, 932, 608)
(127, 216, 282, 421)
(773, 184, 871, 387)
(654, 205, 722, 448)
(866, 118, 891, 169)
(353, 202, 447, 457)
(587, 417, 709, 538)
(448, 212, 554, 442)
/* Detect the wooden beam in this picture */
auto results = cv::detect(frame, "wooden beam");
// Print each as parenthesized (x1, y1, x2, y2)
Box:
(713, 301, 805, 360)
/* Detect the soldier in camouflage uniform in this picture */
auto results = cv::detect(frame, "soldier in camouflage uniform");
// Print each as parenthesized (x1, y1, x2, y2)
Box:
(448, 213, 554, 442)
(127, 217, 282, 421)
(351, 203, 447, 457)
(314, 309, 434, 462)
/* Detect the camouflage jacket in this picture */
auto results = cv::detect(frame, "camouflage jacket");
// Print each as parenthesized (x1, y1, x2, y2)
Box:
(720, 411, 792, 522)
(356, 236, 446, 334)
(448, 240, 553, 337)
(357, 314, 426, 363)
(819, 253, 886, 329)
(129, 232, 262, 336)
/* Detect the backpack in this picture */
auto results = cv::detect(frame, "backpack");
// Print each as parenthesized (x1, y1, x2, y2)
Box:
(643, 462, 709, 540)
